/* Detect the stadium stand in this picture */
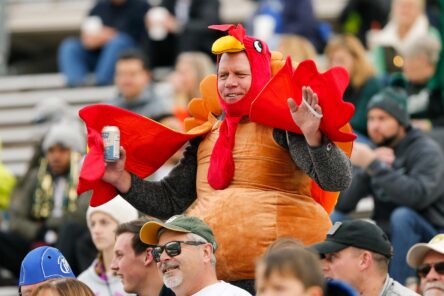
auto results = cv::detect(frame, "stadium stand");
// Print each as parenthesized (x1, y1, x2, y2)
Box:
(0, 1, 348, 294)
(1, 0, 347, 179)
(0, 75, 115, 177)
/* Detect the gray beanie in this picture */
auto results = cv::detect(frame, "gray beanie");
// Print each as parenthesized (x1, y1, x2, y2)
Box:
(42, 123, 85, 153)
(367, 87, 410, 127)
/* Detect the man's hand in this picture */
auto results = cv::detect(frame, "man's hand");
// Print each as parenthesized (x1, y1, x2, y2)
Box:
(351, 142, 377, 169)
(374, 147, 395, 166)
(164, 14, 179, 32)
(81, 27, 117, 50)
(102, 147, 131, 193)
(288, 86, 322, 147)
(411, 119, 432, 132)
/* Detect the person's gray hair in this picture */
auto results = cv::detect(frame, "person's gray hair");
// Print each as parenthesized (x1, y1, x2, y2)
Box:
(186, 233, 217, 266)
(403, 35, 442, 65)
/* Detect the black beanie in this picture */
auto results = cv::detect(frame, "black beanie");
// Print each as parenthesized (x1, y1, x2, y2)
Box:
(367, 87, 410, 127)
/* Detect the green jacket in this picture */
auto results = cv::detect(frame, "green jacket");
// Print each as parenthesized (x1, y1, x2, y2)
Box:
(8, 167, 90, 241)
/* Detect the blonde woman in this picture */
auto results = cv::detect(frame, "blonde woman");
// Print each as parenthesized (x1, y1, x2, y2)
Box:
(32, 278, 94, 296)
(78, 196, 138, 296)
(170, 52, 215, 123)
(325, 35, 382, 136)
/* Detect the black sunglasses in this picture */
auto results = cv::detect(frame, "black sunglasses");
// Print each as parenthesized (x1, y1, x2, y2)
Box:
(152, 240, 206, 262)
(417, 261, 444, 278)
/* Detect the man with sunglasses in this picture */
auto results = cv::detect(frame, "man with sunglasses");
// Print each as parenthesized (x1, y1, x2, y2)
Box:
(311, 220, 419, 296)
(139, 215, 251, 296)
(111, 217, 175, 296)
(407, 234, 444, 295)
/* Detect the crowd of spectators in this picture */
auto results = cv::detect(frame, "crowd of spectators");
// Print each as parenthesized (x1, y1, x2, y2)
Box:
(0, 0, 444, 295)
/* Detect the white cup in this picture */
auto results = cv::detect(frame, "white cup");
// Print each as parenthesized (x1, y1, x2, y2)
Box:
(81, 16, 103, 35)
(253, 14, 276, 43)
(146, 7, 169, 41)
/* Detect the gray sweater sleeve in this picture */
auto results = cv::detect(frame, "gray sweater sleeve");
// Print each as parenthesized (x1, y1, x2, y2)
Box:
(123, 129, 352, 218)
(273, 129, 352, 191)
(120, 138, 201, 219)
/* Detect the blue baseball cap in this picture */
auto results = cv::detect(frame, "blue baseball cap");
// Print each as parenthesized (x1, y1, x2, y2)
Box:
(19, 246, 75, 286)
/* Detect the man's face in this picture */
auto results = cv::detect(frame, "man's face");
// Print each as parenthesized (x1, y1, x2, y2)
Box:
(111, 233, 149, 294)
(419, 251, 444, 296)
(115, 59, 150, 100)
(217, 52, 252, 104)
(403, 53, 435, 84)
(321, 247, 362, 291)
(46, 144, 71, 176)
(367, 108, 403, 146)
(157, 231, 208, 294)
(255, 264, 313, 296)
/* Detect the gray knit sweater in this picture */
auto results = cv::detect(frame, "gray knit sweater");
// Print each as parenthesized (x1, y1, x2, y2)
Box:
(122, 128, 352, 218)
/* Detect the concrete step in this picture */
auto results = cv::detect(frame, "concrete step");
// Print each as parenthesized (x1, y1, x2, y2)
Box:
(1, 146, 34, 163)
(0, 286, 16, 296)
(0, 85, 115, 109)
(3, 161, 28, 177)
(0, 105, 89, 127)
(0, 73, 65, 93)
(6, 0, 93, 34)
(0, 126, 40, 146)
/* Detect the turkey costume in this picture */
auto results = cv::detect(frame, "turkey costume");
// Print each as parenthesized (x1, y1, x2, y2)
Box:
(78, 24, 355, 281)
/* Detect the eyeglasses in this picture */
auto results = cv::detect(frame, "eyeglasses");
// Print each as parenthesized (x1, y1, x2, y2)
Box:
(417, 261, 444, 278)
(152, 240, 206, 262)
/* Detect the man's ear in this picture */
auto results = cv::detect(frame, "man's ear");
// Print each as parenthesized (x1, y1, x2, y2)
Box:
(145, 248, 154, 266)
(144, 70, 151, 82)
(202, 243, 214, 263)
(359, 250, 372, 271)
(306, 286, 323, 296)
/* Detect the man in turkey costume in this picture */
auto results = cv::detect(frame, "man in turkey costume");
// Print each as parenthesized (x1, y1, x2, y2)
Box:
(78, 24, 355, 291)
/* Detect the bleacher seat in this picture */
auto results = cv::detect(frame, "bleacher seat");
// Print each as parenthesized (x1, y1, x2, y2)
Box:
(0, 73, 115, 177)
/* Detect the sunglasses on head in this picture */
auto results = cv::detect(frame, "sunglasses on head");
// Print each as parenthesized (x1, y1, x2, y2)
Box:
(417, 261, 444, 278)
(152, 240, 206, 262)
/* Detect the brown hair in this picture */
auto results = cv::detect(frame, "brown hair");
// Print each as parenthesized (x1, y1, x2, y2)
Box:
(175, 52, 215, 99)
(278, 34, 318, 66)
(262, 236, 303, 256)
(31, 278, 94, 296)
(325, 34, 376, 88)
(257, 238, 325, 290)
(115, 216, 158, 255)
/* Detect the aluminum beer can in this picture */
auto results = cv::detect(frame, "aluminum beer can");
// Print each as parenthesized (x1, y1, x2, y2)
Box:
(102, 126, 120, 161)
